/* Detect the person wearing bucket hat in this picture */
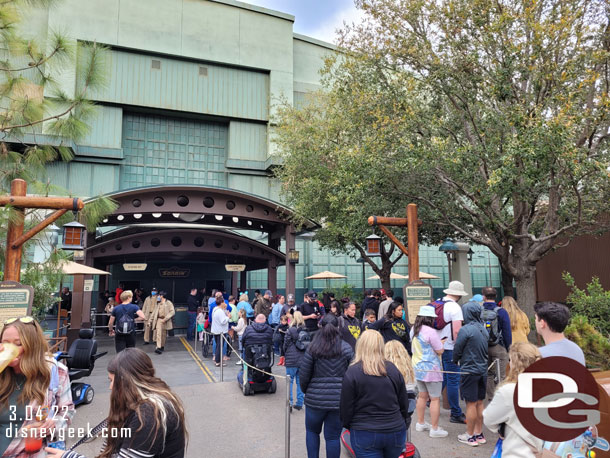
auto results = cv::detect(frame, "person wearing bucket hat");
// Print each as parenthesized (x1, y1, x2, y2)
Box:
(438, 280, 469, 424)
(410, 305, 447, 437)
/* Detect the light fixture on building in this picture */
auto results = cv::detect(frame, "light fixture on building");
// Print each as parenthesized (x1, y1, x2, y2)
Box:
(439, 238, 459, 282)
(62, 221, 86, 250)
(288, 249, 300, 264)
(365, 233, 382, 257)
(467, 248, 474, 261)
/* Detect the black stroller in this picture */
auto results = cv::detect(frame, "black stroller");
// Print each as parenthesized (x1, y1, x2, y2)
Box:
(341, 389, 420, 457)
(237, 342, 277, 396)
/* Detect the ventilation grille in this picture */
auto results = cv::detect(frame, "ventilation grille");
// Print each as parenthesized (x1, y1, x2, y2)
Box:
(199, 66, 208, 76)
(151, 59, 161, 69)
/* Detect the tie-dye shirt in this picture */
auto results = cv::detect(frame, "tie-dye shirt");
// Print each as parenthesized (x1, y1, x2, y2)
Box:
(411, 325, 443, 382)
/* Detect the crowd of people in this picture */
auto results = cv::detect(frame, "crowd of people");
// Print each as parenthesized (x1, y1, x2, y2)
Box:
(0, 278, 589, 458)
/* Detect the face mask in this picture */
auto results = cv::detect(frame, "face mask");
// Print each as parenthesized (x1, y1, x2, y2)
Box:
(151, 291, 157, 296)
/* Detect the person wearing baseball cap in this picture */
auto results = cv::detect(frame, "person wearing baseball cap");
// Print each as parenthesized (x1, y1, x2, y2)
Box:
(282, 294, 296, 316)
(439, 280, 469, 424)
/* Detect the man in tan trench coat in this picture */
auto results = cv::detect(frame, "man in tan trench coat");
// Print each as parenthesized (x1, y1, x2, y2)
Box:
(152, 291, 175, 354)
(141, 287, 158, 344)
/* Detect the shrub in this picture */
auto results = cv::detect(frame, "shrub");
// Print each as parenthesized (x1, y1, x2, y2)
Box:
(563, 273, 610, 338)
(564, 315, 610, 370)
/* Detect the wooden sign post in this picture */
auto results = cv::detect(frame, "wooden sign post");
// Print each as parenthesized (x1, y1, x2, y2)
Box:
(368, 203, 422, 281)
(0, 178, 84, 282)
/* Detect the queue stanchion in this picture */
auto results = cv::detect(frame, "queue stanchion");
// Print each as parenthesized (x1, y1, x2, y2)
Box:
(285, 375, 291, 458)
(220, 334, 224, 382)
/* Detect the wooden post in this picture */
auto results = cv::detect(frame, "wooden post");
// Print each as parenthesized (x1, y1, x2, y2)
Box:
(4, 179, 27, 281)
(1, 178, 84, 282)
(407, 204, 420, 281)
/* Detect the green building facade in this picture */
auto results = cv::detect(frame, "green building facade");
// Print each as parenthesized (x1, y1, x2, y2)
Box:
(26, 0, 500, 302)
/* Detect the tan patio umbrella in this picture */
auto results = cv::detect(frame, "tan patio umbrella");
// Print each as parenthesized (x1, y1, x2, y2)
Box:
(305, 270, 347, 290)
(58, 260, 111, 276)
(368, 273, 410, 280)
(368, 271, 440, 280)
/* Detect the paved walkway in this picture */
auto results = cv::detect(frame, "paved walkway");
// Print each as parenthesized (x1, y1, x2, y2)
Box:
(66, 333, 497, 457)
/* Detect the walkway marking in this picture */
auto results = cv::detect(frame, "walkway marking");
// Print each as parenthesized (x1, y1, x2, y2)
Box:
(179, 337, 216, 383)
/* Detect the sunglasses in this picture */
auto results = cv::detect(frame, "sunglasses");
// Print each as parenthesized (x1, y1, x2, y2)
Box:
(3, 316, 35, 326)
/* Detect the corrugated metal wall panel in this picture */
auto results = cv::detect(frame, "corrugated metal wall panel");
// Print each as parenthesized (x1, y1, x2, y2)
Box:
(90, 164, 118, 195)
(79, 106, 123, 148)
(228, 121, 267, 162)
(68, 162, 93, 196)
(536, 233, 610, 302)
(86, 50, 269, 121)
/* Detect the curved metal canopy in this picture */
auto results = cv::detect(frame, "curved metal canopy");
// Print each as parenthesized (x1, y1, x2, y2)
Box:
(93, 185, 317, 234)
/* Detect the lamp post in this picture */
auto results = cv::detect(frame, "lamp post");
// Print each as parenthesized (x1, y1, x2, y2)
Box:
(356, 257, 366, 294)
(439, 238, 459, 282)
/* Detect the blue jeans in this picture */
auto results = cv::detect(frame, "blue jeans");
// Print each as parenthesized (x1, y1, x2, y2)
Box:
(305, 407, 341, 458)
(187, 311, 196, 340)
(442, 350, 463, 417)
(212, 334, 227, 359)
(351, 429, 406, 458)
(285, 366, 304, 407)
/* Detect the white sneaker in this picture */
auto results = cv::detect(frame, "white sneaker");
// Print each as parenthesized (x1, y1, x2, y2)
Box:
(429, 427, 449, 438)
(415, 422, 431, 432)
(457, 433, 479, 446)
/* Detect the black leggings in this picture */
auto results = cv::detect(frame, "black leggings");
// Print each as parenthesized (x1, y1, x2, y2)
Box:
(115, 332, 136, 353)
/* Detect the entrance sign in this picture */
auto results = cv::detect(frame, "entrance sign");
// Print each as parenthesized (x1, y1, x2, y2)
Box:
(403, 281, 432, 325)
(0, 281, 34, 325)
(159, 266, 190, 278)
(225, 264, 246, 272)
(123, 263, 147, 271)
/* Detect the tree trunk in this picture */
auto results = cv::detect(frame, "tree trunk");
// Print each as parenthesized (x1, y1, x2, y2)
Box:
(515, 271, 537, 318)
(501, 266, 515, 298)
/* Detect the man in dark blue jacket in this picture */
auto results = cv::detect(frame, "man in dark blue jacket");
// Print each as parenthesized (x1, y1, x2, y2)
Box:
(453, 301, 489, 447)
(481, 287, 512, 401)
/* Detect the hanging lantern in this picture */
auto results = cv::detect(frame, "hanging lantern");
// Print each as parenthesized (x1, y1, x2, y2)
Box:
(62, 221, 86, 250)
(288, 249, 300, 264)
(365, 233, 382, 257)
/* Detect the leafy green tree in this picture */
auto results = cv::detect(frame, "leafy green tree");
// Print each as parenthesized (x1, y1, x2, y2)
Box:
(275, 55, 447, 291)
(277, 0, 610, 315)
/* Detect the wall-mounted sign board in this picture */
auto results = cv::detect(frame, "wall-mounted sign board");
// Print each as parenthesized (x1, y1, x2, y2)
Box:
(0, 281, 34, 329)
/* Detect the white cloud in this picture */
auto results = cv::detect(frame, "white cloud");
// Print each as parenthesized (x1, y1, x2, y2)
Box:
(306, 4, 365, 44)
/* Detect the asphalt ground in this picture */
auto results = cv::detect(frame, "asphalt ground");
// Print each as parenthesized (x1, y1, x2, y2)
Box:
(64, 332, 498, 457)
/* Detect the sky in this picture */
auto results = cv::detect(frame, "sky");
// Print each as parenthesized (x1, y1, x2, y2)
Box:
(244, 0, 364, 44)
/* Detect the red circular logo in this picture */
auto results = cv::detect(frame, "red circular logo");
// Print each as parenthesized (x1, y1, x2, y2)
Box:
(514, 356, 600, 442)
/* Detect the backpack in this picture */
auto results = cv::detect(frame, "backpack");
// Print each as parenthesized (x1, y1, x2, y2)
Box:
(115, 306, 135, 335)
(430, 299, 449, 330)
(481, 306, 501, 346)
(294, 329, 311, 351)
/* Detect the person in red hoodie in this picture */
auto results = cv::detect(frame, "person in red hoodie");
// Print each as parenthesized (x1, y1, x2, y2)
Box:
(114, 283, 124, 303)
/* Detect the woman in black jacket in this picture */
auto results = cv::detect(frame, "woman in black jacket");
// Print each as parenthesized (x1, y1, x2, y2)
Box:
(300, 314, 354, 458)
(372, 301, 412, 356)
(340, 329, 409, 457)
(284, 311, 306, 409)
